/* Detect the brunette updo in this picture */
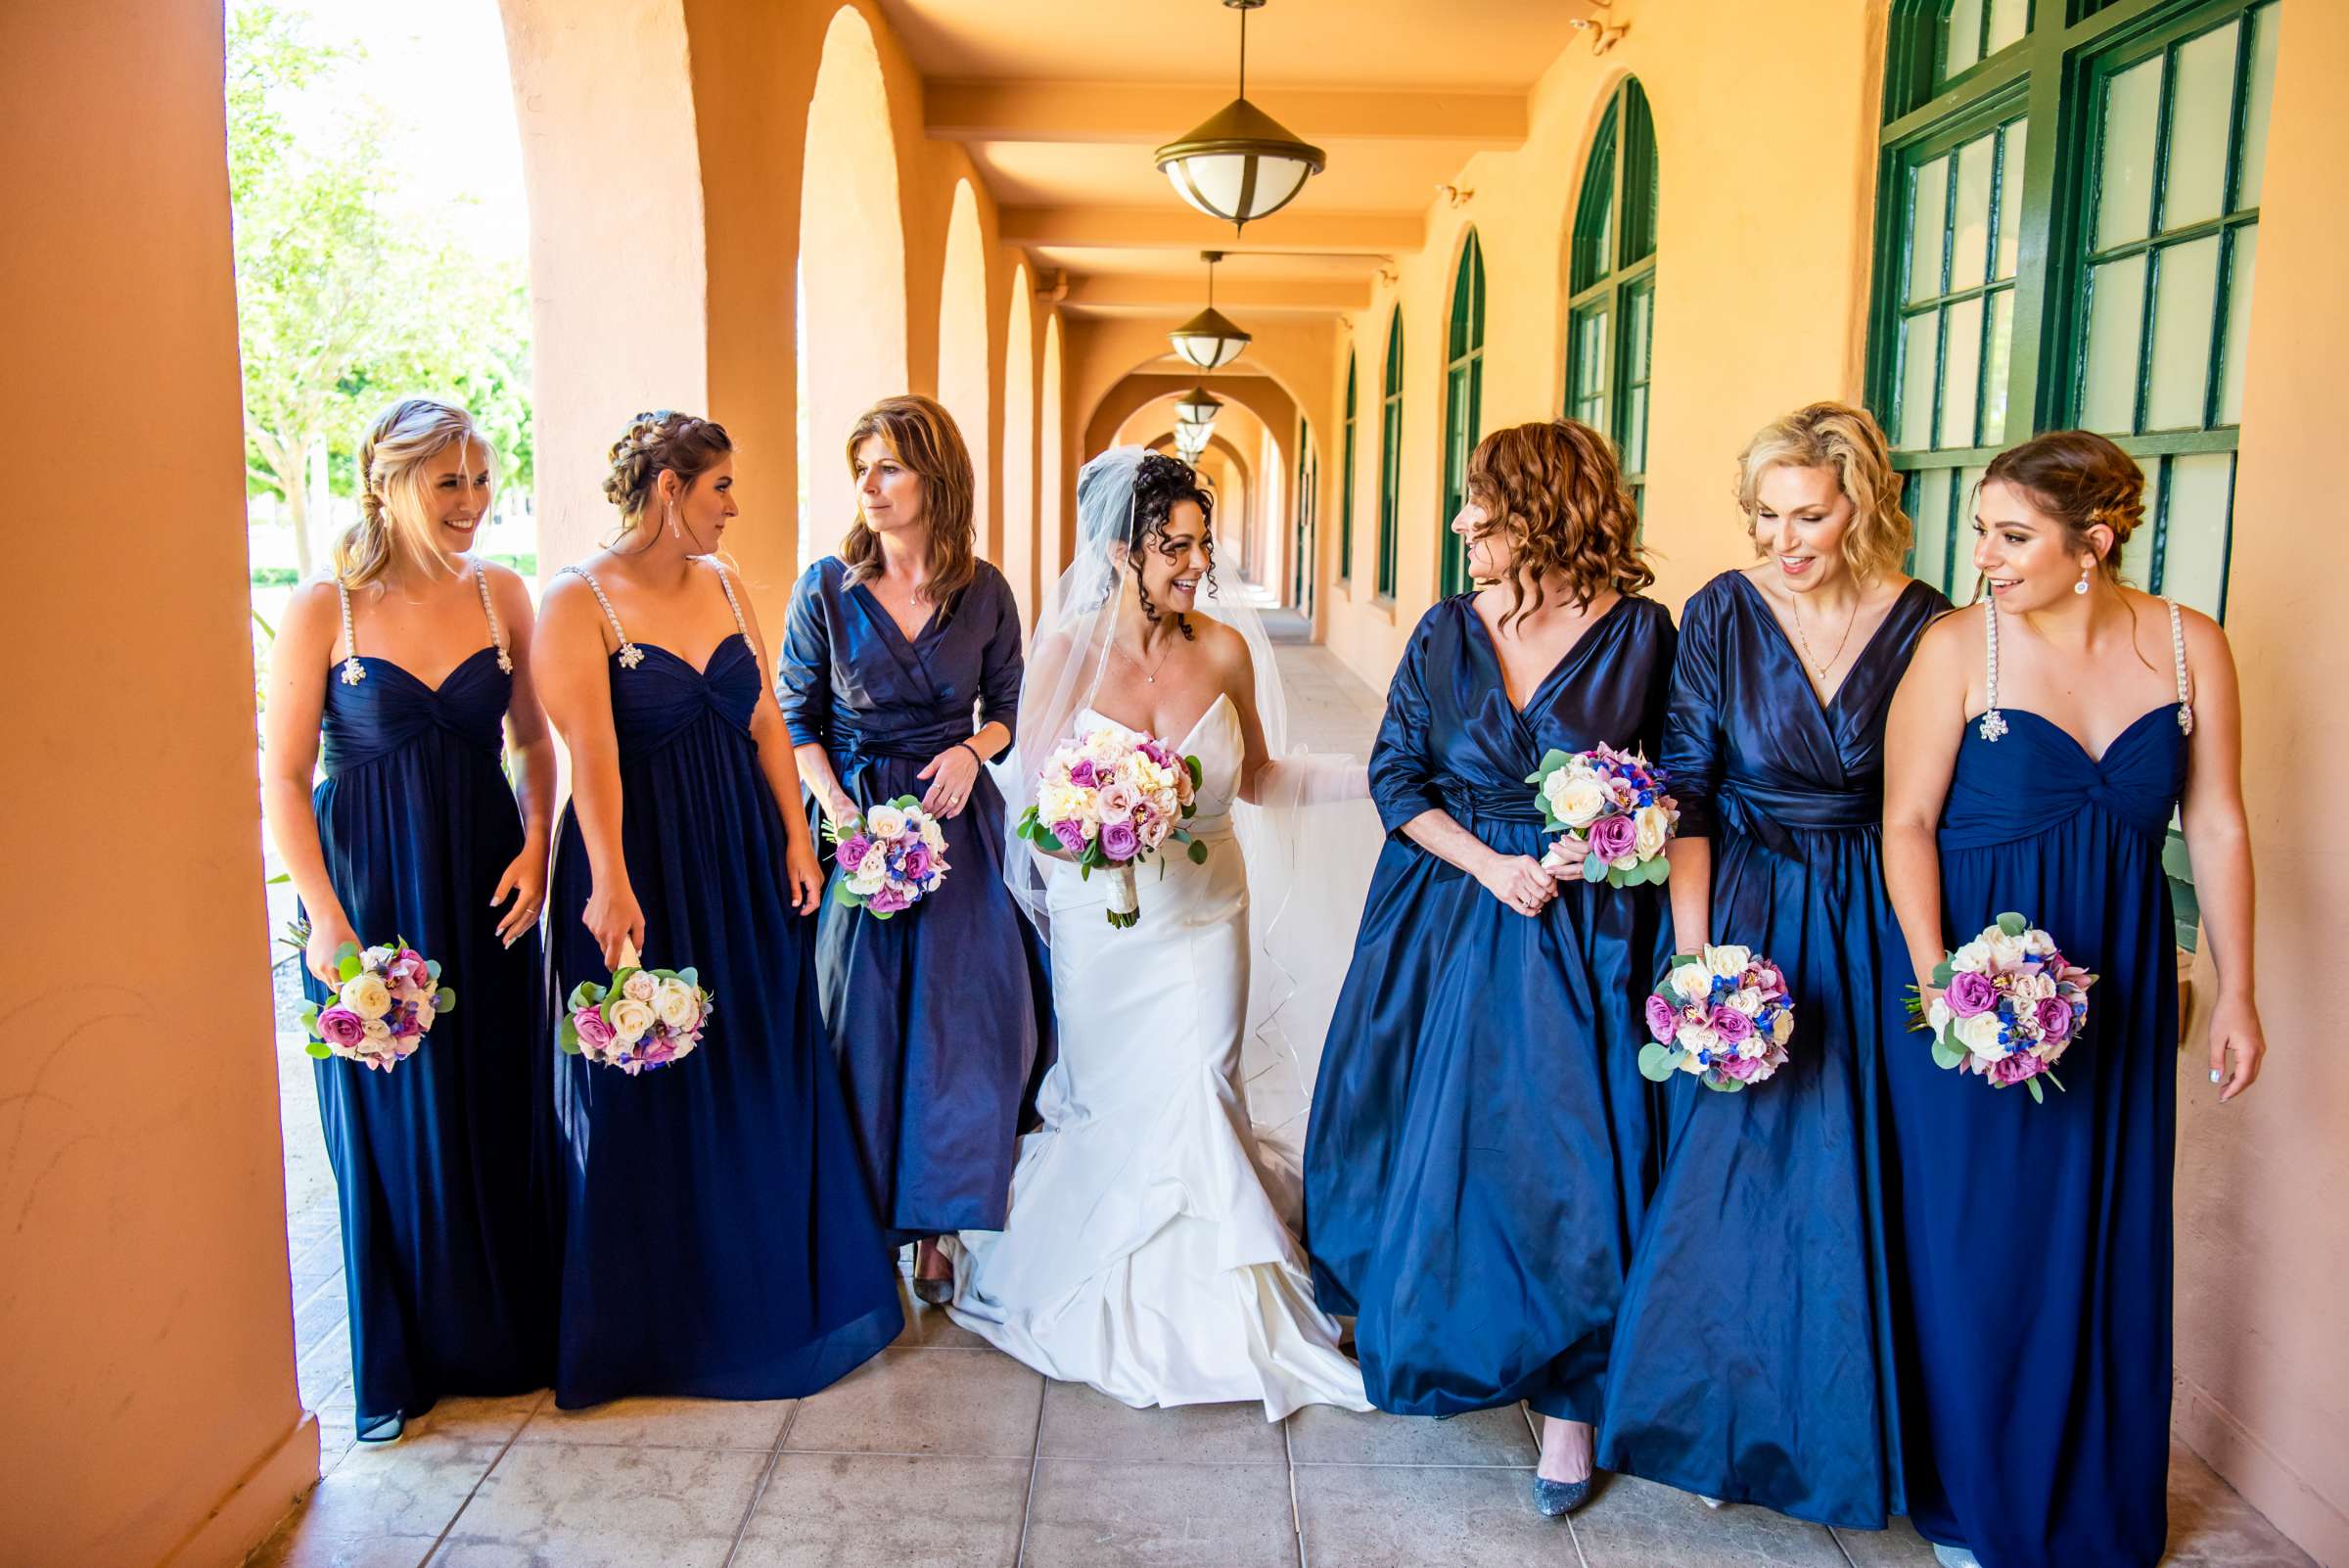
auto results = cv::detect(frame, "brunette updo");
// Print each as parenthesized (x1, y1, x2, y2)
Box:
(1982, 430, 2145, 576)
(604, 410, 733, 523)
(1128, 453, 1218, 638)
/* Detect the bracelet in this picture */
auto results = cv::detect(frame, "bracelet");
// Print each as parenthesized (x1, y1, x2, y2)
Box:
(955, 740, 983, 766)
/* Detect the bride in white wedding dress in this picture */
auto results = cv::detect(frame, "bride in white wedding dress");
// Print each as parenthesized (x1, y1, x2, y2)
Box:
(944, 446, 1373, 1419)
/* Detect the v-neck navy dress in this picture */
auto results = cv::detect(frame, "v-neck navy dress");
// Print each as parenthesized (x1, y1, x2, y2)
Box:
(1596, 572, 1947, 1526)
(1306, 594, 1675, 1420)
(780, 558, 1050, 1244)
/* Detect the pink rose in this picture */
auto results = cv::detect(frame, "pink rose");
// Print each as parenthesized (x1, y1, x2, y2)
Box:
(1987, 1053, 2044, 1087)
(1643, 993, 1679, 1044)
(2033, 996, 2075, 1042)
(1944, 970, 1999, 1018)
(838, 833, 873, 868)
(869, 885, 912, 914)
(1053, 819, 1087, 853)
(317, 1006, 367, 1048)
(573, 1006, 617, 1052)
(1097, 780, 1138, 818)
(1068, 758, 1101, 789)
(1710, 1004, 1755, 1044)
(1587, 812, 1638, 863)
(900, 842, 934, 881)
(1100, 819, 1139, 861)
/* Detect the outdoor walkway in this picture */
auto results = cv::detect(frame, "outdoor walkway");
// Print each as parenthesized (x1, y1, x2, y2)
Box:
(251, 645, 2315, 1568)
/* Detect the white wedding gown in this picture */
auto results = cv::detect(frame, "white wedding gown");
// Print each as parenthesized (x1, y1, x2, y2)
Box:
(945, 694, 1370, 1418)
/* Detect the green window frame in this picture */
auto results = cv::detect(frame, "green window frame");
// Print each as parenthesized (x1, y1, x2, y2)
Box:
(1564, 76, 1659, 509)
(1869, 0, 2280, 949)
(1439, 229, 1487, 598)
(1292, 417, 1315, 616)
(1339, 352, 1357, 589)
(1376, 306, 1404, 603)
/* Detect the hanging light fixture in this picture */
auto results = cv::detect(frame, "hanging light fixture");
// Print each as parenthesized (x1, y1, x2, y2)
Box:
(1174, 424, 1210, 464)
(1174, 385, 1223, 431)
(1169, 252, 1252, 370)
(1155, 0, 1325, 231)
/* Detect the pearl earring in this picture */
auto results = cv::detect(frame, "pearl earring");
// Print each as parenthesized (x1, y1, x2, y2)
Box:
(666, 498, 680, 539)
(2074, 565, 2093, 596)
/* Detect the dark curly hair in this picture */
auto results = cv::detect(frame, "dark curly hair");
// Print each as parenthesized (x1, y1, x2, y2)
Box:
(1464, 418, 1654, 629)
(1128, 453, 1219, 639)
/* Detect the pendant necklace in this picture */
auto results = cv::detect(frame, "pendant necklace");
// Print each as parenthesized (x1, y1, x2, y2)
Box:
(1789, 590, 1860, 688)
(1114, 634, 1170, 685)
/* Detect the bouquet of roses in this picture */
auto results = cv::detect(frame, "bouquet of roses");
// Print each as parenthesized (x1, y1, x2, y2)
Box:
(299, 939, 453, 1072)
(1908, 912, 2096, 1103)
(824, 796, 949, 918)
(1530, 744, 1679, 888)
(560, 939, 714, 1075)
(1017, 722, 1207, 929)
(1639, 945, 1796, 1091)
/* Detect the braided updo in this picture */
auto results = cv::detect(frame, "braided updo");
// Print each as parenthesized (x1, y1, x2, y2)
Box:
(1982, 430, 2145, 576)
(604, 409, 733, 523)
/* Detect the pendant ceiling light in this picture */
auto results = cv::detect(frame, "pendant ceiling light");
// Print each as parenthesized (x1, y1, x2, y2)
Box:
(1169, 251, 1252, 371)
(1174, 385, 1223, 430)
(1155, 0, 1325, 232)
(1175, 425, 1210, 463)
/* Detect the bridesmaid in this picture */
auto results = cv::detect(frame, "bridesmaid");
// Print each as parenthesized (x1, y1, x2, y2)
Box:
(1307, 418, 1673, 1517)
(1881, 431, 2265, 1568)
(536, 409, 902, 1406)
(1595, 402, 1947, 1525)
(262, 397, 557, 1441)
(780, 394, 1048, 1302)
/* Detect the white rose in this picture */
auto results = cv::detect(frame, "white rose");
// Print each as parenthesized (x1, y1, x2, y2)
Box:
(2021, 927, 2056, 958)
(1953, 1010, 2004, 1060)
(340, 973, 392, 1021)
(2012, 971, 2055, 1001)
(1677, 1023, 1722, 1056)
(865, 804, 907, 840)
(1704, 945, 1753, 980)
(1949, 939, 1992, 974)
(920, 818, 947, 850)
(622, 970, 657, 1002)
(1550, 776, 1609, 830)
(859, 845, 887, 877)
(1927, 995, 1953, 1034)
(359, 1016, 392, 1042)
(608, 996, 656, 1044)
(1633, 804, 1673, 859)
(654, 978, 701, 1031)
(1669, 963, 1714, 1004)
(1738, 1036, 1767, 1059)
(1730, 987, 1762, 1016)
(361, 944, 397, 969)
(1983, 929, 2026, 973)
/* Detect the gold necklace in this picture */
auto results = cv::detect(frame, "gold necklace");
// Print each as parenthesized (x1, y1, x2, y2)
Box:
(1788, 589, 1861, 683)
(1113, 633, 1171, 685)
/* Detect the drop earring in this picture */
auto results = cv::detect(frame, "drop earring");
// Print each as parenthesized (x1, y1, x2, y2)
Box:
(2074, 564, 2093, 596)
(666, 498, 680, 540)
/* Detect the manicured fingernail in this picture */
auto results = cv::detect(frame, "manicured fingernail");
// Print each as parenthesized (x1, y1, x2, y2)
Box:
(2210, 1069, 2223, 1084)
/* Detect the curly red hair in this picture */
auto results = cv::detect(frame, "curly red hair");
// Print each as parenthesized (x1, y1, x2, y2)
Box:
(1464, 419, 1654, 627)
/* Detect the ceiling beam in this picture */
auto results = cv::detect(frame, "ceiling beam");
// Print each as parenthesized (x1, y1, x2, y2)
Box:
(1059, 274, 1367, 315)
(999, 206, 1420, 256)
(925, 81, 1526, 146)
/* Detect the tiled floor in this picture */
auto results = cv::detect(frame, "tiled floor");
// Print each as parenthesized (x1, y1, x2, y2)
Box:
(251, 645, 2320, 1568)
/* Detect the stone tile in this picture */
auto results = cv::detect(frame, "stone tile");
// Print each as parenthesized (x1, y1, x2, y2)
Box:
(2166, 1442, 2321, 1566)
(731, 1453, 1029, 1568)
(1036, 1379, 1287, 1464)
(783, 1346, 1042, 1457)
(1022, 1457, 1297, 1568)
(1292, 1462, 1572, 1566)
(1286, 1401, 1536, 1466)
(519, 1395, 793, 1451)
(425, 1442, 765, 1568)
(294, 1275, 350, 1359)
(893, 1279, 988, 1349)
(247, 1400, 532, 1568)
(1832, 1516, 1940, 1565)
(1572, 1471, 1847, 1566)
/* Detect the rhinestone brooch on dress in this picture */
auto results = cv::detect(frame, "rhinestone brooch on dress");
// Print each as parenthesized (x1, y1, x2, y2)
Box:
(1977, 709, 2008, 742)
(618, 643, 646, 669)
(340, 657, 367, 686)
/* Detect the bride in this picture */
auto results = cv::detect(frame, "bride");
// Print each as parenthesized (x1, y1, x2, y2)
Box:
(944, 446, 1372, 1419)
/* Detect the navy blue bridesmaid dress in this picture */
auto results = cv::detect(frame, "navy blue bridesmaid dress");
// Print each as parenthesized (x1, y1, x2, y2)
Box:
(779, 558, 1050, 1241)
(1306, 594, 1674, 1420)
(545, 564, 901, 1407)
(301, 571, 557, 1440)
(1596, 572, 1948, 1525)
(1884, 599, 2192, 1568)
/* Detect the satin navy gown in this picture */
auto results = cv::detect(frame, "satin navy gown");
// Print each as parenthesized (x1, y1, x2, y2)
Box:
(1884, 600, 2192, 1568)
(1596, 572, 1948, 1525)
(301, 575, 557, 1440)
(780, 558, 1049, 1242)
(545, 564, 901, 1407)
(1307, 593, 1674, 1420)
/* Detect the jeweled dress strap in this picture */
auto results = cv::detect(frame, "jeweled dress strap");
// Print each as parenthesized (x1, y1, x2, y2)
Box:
(335, 577, 367, 686)
(1977, 599, 2007, 742)
(473, 561, 514, 674)
(2167, 597, 2194, 736)
(562, 565, 645, 669)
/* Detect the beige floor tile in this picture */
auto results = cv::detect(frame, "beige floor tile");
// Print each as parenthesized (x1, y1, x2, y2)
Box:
(519, 1395, 793, 1451)
(894, 1282, 989, 1350)
(245, 1409, 524, 1568)
(1292, 1462, 1573, 1567)
(424, 1442, 765, 1568)
(731, 1453, 1030, 1568)
(1572, 1471, 1847, 1566)
(783, 1346, 1042, 1457)
(1021, 1457, 1297, 1568)
(1832, 1515, 1940, 1565)
(2165, 1443, 2320, 1566)
(1286, 1401, 1536, 1466)
(1036, 1379, 1288, 1464)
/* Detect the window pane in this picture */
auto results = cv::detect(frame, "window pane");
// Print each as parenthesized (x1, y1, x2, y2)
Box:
(1911, 469, 1954, 594)
(1899, 310, 1940, 450)
(1626, 387, 1649, 473)
(1910, 155, 1950, 302)
(2219, 222, 2258, 424)
(1573, 305, 1611, 430)
(2161, 450, 2234, 618)
(1987, 0, 2027, 56)
(1952, 131, 1997, 292)
(1624, 283, 1653, 384)
(1944, 0, 1985, 79)
(1938, 295, 1985, 449)
(2083, 254, 2149, 433)
(2096, 57, 2163, 251)
(1982, 289, 2016, 443)
(1996, 119, 2028, 280)
(2238, 4, 2279, 209)
(1953, 464, 1989, 605)
(2165, 21, 2241, 231)
(2146, 235, 2221, 429)
(2120, 460, 2162, 586)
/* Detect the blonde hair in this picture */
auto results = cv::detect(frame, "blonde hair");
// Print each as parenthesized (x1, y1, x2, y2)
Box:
(1734, 401, 1911, 582)
(841, 394, 979, 618)
(337, 397, 497, 589)
(1463, 419, 1654, 629)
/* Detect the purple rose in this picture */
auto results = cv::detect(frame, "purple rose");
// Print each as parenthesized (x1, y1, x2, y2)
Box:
(317, 1006, 367, 1048)
(1053, 818, 1087, 853)
(1643, 993, 1680, 1044)
(572, 1006, 617, 1052)
(1140, 740, 1176, 769)
(2033, 996, 2075, 1042)
(1710, 1004, 1756, 1044)
(1068, 759, 1101, 788)
(870, 884, 913, 914)
(1587, 811, 1638, 863)
(1944, 970, 1999, 1018)
(1987, 1052, 2044, 1087)
(1100, 819, 1139, 861)
(900, 842, 934, 881)
(838, 833, 872, 868)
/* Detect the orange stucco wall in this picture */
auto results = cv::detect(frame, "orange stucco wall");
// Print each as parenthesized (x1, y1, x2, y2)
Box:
(0, 3, 318, 1564)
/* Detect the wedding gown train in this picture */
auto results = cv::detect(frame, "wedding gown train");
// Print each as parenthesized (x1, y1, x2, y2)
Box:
(945, 694, 1370, 1419)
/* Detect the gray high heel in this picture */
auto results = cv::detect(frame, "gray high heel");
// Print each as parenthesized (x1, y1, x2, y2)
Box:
(1932, 1545, 1982, 1568)
(1533, 1476, 1590, 1516)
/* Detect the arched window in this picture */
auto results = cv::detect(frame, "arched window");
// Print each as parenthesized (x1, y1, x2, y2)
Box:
(1292, 418, 1315, 617)
(1564, 77, 1659, 510)
(1338, 352, 1357, 590)
(1439, 229, 1487, 597)
(1376, 306, 1404, 602)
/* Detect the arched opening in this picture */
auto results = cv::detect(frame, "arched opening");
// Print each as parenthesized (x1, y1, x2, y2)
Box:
(1001, 265, 1036, 621)
(1039, 313, 1066, 584)
(937, 179, 993, 558)
(797, 4, 908, 570)
(1563, 75, 1659, 512)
